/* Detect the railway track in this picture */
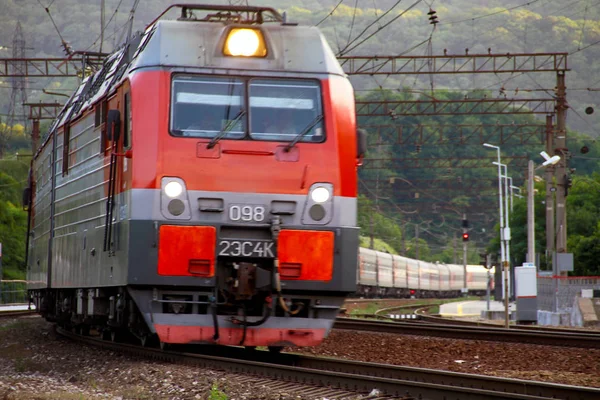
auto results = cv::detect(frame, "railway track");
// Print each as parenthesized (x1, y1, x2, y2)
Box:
(414, 306, 600, 334)
(0, 308, 36, 319)
(55, 327, 599, 400)
(334, 317, 600, 348)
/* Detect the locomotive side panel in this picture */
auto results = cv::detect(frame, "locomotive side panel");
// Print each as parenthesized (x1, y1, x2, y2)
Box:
(52, 113, 123, 287)
(27, 143, 54, 289)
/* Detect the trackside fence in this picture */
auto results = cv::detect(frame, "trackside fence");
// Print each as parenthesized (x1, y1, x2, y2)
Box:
(0, 280, 29, 304)
(537, 274, 600, 312)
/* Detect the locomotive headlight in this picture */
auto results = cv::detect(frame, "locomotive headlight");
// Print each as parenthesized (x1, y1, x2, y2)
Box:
(224, 28, 267, 57)
(161, 177, 191, 220)
(310, 186, 330, 203)
(303, 183, 333, 225)
(164, 181, 183, 198)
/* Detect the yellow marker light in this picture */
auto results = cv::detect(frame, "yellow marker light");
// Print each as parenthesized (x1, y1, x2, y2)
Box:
(224, 28, 267, 57)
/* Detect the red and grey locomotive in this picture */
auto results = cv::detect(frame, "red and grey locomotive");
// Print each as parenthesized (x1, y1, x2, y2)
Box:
(26, 4, 364, 349)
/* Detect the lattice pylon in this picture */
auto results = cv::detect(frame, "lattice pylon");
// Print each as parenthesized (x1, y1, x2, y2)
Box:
(1, 21, 28, 158)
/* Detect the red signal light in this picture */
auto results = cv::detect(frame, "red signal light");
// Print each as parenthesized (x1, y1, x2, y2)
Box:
(409, 289, 416, 295)
(462, 232, 469, 242)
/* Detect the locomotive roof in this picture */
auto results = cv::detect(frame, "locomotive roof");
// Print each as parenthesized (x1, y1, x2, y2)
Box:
(41, 14, 345, 156)
(129, 19, 344, 76)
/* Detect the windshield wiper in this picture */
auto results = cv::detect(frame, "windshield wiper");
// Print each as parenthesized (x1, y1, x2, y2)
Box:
(206, 109, 246, 149)
(284, 114, 323, 152)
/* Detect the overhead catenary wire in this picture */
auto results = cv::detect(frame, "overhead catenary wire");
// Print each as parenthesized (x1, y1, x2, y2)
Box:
(338, 0, 412, 56)
(576, 0, 590, 50)
(441, 0, 541, 25)
(339, 0, 425, 56)
(315, 0, 345, 26)
(570, 37, 600, 55)
(345, 0, 360, 49)
(85, 0, 127, 53)
(35, 0, 73, 55)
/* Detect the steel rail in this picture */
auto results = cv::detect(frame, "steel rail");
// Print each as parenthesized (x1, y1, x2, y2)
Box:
(414, 306, 600, 335)
(55, 327, 598, 400)
(0, 309, 36, 318)
(334, 318, 600, 349)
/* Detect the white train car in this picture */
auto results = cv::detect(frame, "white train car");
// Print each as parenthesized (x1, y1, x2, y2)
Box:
(377, 252, 395, 294)
(356, 248, 494, 298)
(358, 248, 378, 296)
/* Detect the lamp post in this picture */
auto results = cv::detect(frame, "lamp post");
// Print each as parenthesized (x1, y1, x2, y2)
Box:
(527, 153, 561, 265)
(483, 143, 510, 329)
(494, 162, 513, 301)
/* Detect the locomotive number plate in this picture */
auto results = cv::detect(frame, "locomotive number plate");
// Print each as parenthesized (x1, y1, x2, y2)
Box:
(228, 204, 266, 223)
(218, 239, 275, 258)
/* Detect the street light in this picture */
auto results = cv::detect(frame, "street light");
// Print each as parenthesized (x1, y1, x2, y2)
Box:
(493, 161, 513, 301)
(483, 143, 510, 329)
(483, 144, 506, 264)
(527, 153, 561, 265)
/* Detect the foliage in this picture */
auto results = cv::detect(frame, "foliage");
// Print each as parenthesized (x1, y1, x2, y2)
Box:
(0, 161, 29, 279)
(359, 235, 397, 254)
(357, 195, 403, 253)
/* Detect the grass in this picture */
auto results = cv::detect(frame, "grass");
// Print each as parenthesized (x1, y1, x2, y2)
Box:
(349, 302, 385, 315)
(209, 383, 228, 400)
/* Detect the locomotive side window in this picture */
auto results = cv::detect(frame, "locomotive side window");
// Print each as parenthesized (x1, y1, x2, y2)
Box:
(171, 77, 245, 139)
(249, 80, 323, 143)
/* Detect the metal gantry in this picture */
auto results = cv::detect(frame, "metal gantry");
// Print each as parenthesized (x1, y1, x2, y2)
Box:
(0, 52, 106, 78)
(24, 102, 63, 154)
(356, 98, 556, 117)
(339, 52, 568, 75)
(362, 124, 546, 146)
(362, 155, 529, 170)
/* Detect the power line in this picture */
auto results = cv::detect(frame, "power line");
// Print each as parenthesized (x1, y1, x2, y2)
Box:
(84, 0, 127, 52)
(570, 37, 600, 55)
(35, 0, 72, 55)
(339, 0, 424, 56)
(315, 0, 344, 26)
(442, 0, 541, 25)
(345, 0, 359, 48)
(338, 0, 404, 55)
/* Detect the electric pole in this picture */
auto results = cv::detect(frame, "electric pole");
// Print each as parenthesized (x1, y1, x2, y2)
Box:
(462, 214, 469, 297)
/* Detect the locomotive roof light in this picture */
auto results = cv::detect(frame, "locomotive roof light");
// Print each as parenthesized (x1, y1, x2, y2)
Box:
(224, 28, 267, 57)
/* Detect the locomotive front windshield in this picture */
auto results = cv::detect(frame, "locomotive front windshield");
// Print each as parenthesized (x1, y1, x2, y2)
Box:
(171, 76, 324, 143)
